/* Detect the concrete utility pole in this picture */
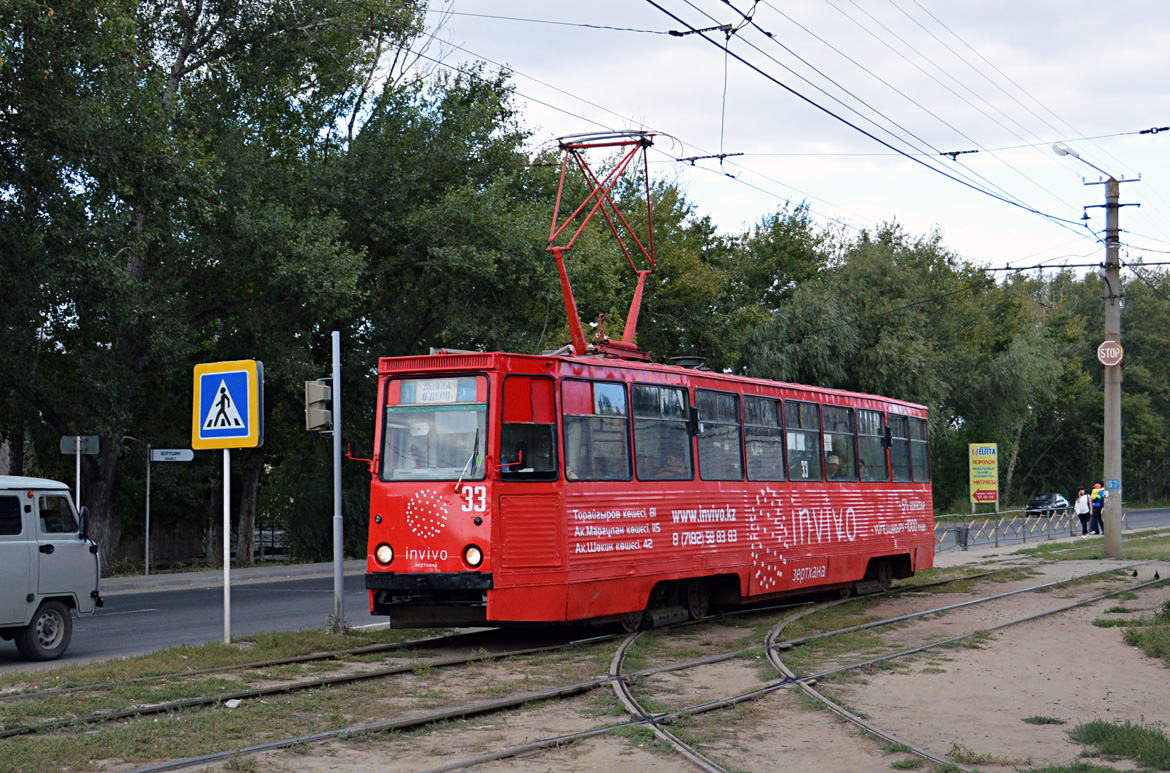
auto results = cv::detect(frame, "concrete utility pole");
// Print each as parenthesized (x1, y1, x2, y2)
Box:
(1101, 177, 1123, 560)
(1054, 142, 1138, 560)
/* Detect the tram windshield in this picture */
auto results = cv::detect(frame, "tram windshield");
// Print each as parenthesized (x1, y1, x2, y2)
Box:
(381, 376, 487, 481)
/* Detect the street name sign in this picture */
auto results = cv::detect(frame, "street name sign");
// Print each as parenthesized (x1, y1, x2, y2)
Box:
(152, 449, 195, 463)
(59, 435, 99, 455)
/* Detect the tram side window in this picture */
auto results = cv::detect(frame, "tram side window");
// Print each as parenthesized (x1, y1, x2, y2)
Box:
(562, 380, 631, 481)
(744, 396, 785, 481)
(500, 375, 558, 481)
(785, 400, 822, 480)
(890, 414, 912, 483)
(696, 390, 743, 481)
(910, 417, 931, 482)
(857, 409, 889, 482)
(633, 384, 692, 480)
(822, 406, 857, 481)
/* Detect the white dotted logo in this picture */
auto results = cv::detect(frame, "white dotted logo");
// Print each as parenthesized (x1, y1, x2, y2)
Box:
(405, 489, 449, 539)
(746, 486, 788, 592)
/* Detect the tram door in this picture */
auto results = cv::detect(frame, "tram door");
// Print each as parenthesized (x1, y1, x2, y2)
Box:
(497, 375, 563, 570)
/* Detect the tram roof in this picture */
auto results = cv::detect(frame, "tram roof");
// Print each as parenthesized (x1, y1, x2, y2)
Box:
(378, 350, 928, 413)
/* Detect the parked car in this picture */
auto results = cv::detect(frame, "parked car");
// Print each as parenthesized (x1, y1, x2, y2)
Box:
(1025, 493, 1069, 517)
(0, 476, 102, 660)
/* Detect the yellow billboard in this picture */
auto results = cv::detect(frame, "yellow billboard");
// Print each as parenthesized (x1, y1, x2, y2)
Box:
(969, 443, 998, 503)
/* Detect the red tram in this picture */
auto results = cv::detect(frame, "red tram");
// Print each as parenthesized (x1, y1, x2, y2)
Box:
(364, 132, 934, 628)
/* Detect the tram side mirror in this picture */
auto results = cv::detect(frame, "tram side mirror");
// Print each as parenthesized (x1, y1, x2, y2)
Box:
(78, 506, 90, 540)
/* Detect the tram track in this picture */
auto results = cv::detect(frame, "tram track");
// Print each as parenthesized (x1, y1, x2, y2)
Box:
(0, 570, 982, 740)
(76, 562, 1160, 772)
(422, 565, 1168, 773)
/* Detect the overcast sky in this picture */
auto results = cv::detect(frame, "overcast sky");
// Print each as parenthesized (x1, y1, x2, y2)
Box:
(419, 1, 1170, 270)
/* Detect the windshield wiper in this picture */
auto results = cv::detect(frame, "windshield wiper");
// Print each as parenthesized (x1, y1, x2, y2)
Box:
(454, 427, 480, 492)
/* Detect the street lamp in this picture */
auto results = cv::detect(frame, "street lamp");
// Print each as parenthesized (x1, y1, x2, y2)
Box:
(1052, 142, 1124, 559)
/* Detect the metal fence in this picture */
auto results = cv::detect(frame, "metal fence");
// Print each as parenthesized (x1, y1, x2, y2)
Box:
(934, 506, 1129, 552)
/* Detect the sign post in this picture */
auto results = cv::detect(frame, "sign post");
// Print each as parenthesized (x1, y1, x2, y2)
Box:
(59, 435, 99, 508)
(193, 360, 264, 644)
(144, 449, 195, 575)
(968, 443, 999, 513)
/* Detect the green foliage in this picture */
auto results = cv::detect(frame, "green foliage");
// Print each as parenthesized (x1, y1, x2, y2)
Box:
(1069, 719, 1170, 769)
(7, 0, 1170, 563)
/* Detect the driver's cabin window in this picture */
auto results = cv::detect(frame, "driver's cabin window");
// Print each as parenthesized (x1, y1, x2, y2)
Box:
(500, 375, 558, 482)
(39, 494, 78, 534)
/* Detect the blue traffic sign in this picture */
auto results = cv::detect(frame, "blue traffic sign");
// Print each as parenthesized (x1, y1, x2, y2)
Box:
(192, 360, 264, 449)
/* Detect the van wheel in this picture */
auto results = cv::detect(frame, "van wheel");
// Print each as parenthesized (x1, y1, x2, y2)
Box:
(15, 600, 72, 661)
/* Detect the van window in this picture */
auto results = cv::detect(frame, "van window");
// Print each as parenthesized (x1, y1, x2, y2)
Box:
(0, 496, 21, 536)
(39, 495, 78, 534)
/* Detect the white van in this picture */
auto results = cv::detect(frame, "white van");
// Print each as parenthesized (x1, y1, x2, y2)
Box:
(0, 476, 102, 660)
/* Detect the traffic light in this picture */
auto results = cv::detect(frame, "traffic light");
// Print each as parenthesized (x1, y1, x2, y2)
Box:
(305, 379, 332, 432)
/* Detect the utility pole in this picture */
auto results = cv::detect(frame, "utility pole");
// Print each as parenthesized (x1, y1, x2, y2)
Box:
(1054, 143, 1138, 560)
(1100, 177, 1123, 559)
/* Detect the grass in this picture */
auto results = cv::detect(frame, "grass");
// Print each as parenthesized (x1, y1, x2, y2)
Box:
(1015, 529, 1170, 562)
(1023, 715, 1067, 725)
(1069, 719, 1170, 769)
(0, 627, 420, 692)
(1120, 600, 1170, 663)
(0, 629, 621, 773)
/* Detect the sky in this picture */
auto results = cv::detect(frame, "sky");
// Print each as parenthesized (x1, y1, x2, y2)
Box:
(409, 1, 1170, 273)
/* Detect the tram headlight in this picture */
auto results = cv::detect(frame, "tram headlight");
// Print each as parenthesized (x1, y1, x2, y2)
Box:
(374, 543, 394, 566)
(463, 544, 483, 568)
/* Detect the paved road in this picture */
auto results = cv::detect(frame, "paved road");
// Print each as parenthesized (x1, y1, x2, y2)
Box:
(0, 562, 383, 669)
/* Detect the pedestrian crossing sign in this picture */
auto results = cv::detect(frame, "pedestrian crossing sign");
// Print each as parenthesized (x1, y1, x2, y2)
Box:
(192, 360, 264, 449)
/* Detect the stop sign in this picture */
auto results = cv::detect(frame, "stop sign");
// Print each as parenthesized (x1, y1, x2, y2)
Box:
(1097, 340, 1123, 366)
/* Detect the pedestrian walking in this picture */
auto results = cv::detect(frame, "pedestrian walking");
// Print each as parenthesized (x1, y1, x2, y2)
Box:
(1074, 487, 1091, 536)
(1089, 482, 1105, 535)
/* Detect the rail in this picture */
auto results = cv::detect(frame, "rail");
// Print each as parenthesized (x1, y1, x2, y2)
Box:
(934, 505, 1129, 552)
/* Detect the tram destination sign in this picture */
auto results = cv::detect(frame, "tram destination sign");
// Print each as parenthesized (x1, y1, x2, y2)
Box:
(1097, 340, 1123, 367)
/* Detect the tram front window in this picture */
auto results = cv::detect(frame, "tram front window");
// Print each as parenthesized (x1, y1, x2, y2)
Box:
(381, 376, 487, 481)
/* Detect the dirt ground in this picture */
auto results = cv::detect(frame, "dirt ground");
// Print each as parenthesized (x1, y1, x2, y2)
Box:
(209, 555, 1170, 773)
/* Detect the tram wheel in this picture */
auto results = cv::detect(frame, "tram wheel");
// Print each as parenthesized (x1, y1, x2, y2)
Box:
(686, 579, 711, 620)
(838, 583, 855, 599)
(620, 609, 647, 633)
(875, 558, 894, 591)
